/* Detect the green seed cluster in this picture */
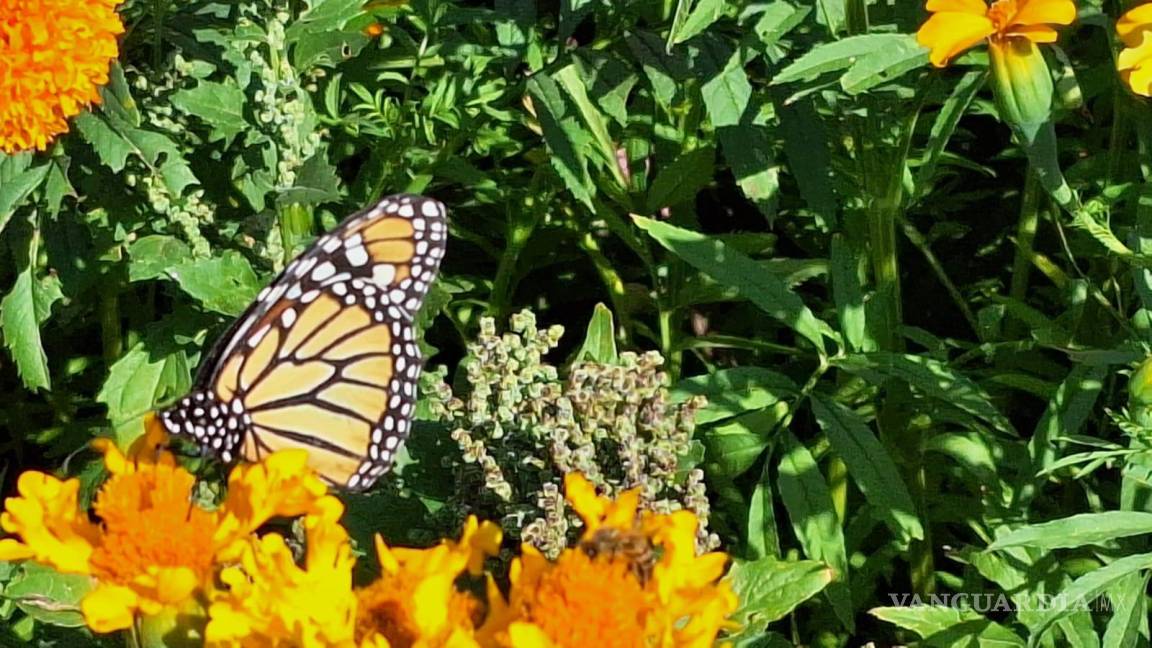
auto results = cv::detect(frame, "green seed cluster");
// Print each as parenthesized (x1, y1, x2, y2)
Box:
(428, 310, 717, 558)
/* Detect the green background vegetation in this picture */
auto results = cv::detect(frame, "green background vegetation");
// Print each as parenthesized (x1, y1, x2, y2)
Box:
(4, 0, 1152, 645)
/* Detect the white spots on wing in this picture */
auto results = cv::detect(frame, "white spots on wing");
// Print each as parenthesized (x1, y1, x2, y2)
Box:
(249, 324, 272, 347)
(301, 289, 320, 303)
(372, 264, 397, 287)
(398, 204, 415, 218)
(346, 245, 368, 266)
(333, 282, 347, 296)
(286, 283, 302, 300)
(389, 288, 405, 304)
(280, 308, 297, 328)
(416, 241, 428, 255)
(421, 200, 440, 218)
(312, 261, 336, 282)
(322, 236, 341, 253)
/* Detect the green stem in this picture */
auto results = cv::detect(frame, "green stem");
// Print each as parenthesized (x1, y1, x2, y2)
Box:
(578, 231, 632, 346)
(1007, 169, 1042, 341)
(489, 199, 542, 321)
(277, 203, 313, 267)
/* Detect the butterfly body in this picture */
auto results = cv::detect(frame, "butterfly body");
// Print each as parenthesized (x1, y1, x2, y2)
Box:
(159, 194, 447, 491)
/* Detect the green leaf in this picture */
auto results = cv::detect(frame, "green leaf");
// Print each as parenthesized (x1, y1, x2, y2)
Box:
(2, 256, 60, 392)
(1101, 572, 1149, 648)
(528, 73, 595, 209)
(171, 79, 248, 144)
(6, 563, 92, 628)
(635, 216, 830, 353)
(773, 34, 925, 89)
(701, 405, 788, 479)
(777, 431, 853, 631)
(646, 147, 716, 212)
(674, 367, 798, 424)
(98, 335, 191, 445)
(830, 235, 869, 352)
(811, 396, 924, 543)
(168, 251, 261, 316)
(749, 2, 810, 50)
(870, 605, 1025, 646)
(128, 235, 194, 282)
(988, 512, 1152, 551)
(1026, 552, 1152, 644)
(1020, 364, 1106, 505)
(718, 118, 778, 217)
(0, 162, 49, 233)
(74, 112, 133, 172)
(701, 51, 751, 128)
(277, 152, 342, 206)
(574, 303, 617, 364)
(285, 0, 365, 67)
(835, 352, 1015, 435)
(725, 557, 833, 639)
(669, 0, 727, 46)
(914, 70, 987, 201)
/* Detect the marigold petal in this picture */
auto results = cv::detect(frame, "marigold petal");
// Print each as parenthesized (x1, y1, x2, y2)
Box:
(0, 472, 98, 574)
(1010, 0, 1076, 26)
(0, 0, 124, 152)
(925, 0, 987, 14)
(1118, 5, 1152, 48)
(916, 12, 995, 67)
(214, 450, 329, 551)
(562, 473, 606, 528)
(507, 622, 558, 648)
(1006, 24, 1059, 42)
(82, 584, 139, 633)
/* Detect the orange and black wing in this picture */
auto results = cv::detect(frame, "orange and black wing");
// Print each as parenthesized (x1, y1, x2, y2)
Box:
(159, 194, 447, 490)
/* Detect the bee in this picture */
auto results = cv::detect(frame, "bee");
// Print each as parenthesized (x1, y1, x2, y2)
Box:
(580, 526, 657, 584)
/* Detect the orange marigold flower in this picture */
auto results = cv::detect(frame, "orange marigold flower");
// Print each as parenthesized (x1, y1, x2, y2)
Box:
(0, 0, 124, 152)
(916, 0, 1077, 67)
(1118, 4, 1152, 97)
(0, 414, 333, 634)
(355, 516, 503, 648)
(483, 473, 737, 648)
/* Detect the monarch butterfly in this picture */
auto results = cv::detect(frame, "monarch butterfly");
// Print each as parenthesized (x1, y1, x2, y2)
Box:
(158, 194, 447, 491)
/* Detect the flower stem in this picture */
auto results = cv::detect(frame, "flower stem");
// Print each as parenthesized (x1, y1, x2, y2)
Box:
(277, 202, 313, 267)
(1008, 168, 1041, 336)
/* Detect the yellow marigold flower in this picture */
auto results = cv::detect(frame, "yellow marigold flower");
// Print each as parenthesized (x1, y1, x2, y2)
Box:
(0, 0, 124, 153)
(355, 516, 503, 648)
(0, 414, 331, 634)
(1118, 4, 1152, 97)
(206, 497, 358, 648)
(916, 0, 1077, 68)
(484, 473, 737, 648)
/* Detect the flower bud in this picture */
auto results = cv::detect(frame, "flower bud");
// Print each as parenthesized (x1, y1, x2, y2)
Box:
(1131, 356, 1152, 409)
(988, 37, 1054, 133)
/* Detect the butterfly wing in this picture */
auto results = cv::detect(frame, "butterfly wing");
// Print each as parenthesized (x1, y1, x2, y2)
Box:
(159, 194, 447, 490)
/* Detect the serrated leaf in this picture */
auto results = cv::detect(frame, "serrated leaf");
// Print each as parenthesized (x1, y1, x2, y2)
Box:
(646, 147, 715, 212)
(168, 251, 261, 316)
(2, 261, 59, 392)
(701, 51, 751, 128)
(0, 165, 49, 237)
(276, 152, 342, 206)
(726, 558, 834, 635)
(811, 396, 923, 543)
(988, 512, 1152, 551)
(171, 79, 247, 144)
(870, 605, 1025, 646)
(777, 430, 853, 630)
(669, 0, 727, 46)
(528, 73, 595, 209)
(635, 216, 830, 353)
(128, 235, 194, 282)
(98, 331, 192, 445)
(835, 352, 1016, 435)
(74, 112, 133, 172)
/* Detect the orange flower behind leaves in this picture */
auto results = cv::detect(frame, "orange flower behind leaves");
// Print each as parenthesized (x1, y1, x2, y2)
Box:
(1118, 4, 1152, 97)
(0, 0, 124, 152)
(916, 0, 1077, 67)
(0, 415, 335, 633)
(356, 517, 503, 648)
(484, 473, 737, 648)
